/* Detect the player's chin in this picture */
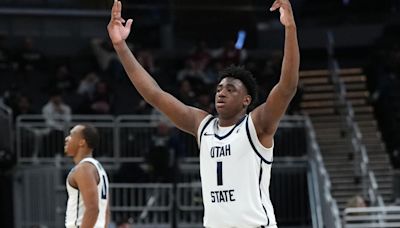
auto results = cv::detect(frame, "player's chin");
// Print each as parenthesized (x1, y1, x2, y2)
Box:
(215, 106, 223, 114)
(64, 147, 71, 156)
(215, 107, 229, 116)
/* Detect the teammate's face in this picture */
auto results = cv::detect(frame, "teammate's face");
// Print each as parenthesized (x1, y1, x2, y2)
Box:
(64, 125, 85, 157)
(215, 77, 251, 117)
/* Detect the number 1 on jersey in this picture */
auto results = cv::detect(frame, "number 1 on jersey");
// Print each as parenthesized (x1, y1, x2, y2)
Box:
(217, 161, 223, 186)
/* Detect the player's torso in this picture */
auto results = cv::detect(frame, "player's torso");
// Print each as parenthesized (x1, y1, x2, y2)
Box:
(198, 115, 276, 228)
(65, 158, 109, 228)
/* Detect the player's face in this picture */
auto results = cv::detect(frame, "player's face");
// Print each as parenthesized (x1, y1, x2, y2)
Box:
(64, 125, 84, 157)
(215, 77, 250, 117)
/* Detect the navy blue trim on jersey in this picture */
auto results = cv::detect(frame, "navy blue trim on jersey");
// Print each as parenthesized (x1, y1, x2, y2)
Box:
(75, 190, 80, 226)
(259, 160, 270, 226)
(258, 160, 263, 197)
(199, 116, 215, 145)
(245, 116, 273, 164)
(214, 115, 246, 140)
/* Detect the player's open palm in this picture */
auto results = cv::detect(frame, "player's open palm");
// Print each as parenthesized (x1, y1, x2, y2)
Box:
(270, 0, 295, 28)
(107, 0, 133, 45)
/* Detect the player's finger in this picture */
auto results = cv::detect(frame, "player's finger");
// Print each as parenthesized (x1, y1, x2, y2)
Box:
(111, 0, 119, 18)
(111, 19, 123, 27)
(118, 1, 122, 14)
(270, 0, 282, 11)
(125, 19, 133, 30)
(278, 2, 292, 14)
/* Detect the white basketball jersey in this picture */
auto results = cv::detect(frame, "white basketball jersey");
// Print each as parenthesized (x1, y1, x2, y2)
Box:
(65, 157, 109, 228)
(197, 114, 277, 228)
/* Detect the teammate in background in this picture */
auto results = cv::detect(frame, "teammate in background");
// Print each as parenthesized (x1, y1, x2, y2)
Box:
(107, 0, 299, 227)
(64, 124, 110, 228)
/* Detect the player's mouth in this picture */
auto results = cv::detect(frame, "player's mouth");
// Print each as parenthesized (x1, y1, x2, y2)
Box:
(216, 101, 226, 108)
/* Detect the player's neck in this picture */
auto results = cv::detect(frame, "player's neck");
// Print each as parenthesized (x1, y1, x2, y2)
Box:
(73, 151, 93, 165)
(218, 112, 247, 127)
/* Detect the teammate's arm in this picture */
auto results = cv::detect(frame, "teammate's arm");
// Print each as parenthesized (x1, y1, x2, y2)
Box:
(74, 163, 100, 228)
(252, 0, 299, 146)
(107, 0, 208, 135)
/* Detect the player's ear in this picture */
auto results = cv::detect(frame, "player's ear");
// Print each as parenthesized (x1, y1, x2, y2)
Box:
(243, 95, 251, 107)
(79, 139, 86, 147)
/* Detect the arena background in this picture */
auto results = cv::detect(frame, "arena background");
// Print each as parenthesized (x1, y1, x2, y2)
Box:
(0, 0, 400, 227)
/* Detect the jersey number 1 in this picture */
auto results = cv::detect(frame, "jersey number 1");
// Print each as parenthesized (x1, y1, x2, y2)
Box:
(217, 161, 223, 186)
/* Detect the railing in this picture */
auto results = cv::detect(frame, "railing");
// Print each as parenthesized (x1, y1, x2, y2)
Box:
(176, 182, 203, 228)
(306, 116, 341, 228)
(16, 114, 116, 165)
(343, 206, 400, 228)
(0, 101, 13, 152)
(110, 183, 173, 227)
(14, 161, 314, 227)
(327, 30, 383, 207)
(15, 114, 308, 166)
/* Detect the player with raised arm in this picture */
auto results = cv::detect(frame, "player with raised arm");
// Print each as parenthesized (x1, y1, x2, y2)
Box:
(108, 0, 299, 227)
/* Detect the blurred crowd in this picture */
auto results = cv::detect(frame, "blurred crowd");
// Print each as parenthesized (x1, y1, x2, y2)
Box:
(0, 34, 303, 121)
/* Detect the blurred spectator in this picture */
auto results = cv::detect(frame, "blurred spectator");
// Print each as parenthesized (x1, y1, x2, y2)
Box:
(77, 72, 100, 100)
(0, 34, 10, 71)
(146, 120, 174, 182)
(391, 148, 400, 169)
(42, 91, 71, 131)
(215, 40, 247, 68)
(47, 64, 76, 95)
(260, 53, 282, 96)
(114, 161, 148, 183)
(134, 99, 153, 115)
(189, 41, 211, 71)
(91, 38, 124, 80)
(137, 48, 158, 75)
(346, 195, 367, 209)
(344, 194, 368, 222)
(15, 37, 44, 72)
(2, 83, 21, 112)
(195, 89, 214, 113)
(89, 81, 114, 114)
(177, 58, 207, 86)
(176, 79, 196, 106)
(13, 95, 35, 120)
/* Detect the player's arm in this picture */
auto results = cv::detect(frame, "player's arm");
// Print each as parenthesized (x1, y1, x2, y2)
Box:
(74, 163, 100, 228)
(105, 199, 110, 228)
(252, 0, 299, 145)
(107, 0, 208, 135)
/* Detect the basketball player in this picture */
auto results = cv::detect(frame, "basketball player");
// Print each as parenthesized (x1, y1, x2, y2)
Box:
(108, 0, 299, 226)
(64, 124, 110, 228)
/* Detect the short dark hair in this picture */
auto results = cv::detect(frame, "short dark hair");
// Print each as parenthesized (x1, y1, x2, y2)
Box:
(218, 65, 258, 109)
(80, 124, 99, 150)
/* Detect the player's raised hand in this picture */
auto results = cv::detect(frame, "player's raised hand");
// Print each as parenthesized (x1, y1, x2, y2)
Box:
(107, 0, 133, 45)
(269, 0, 296, 28)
